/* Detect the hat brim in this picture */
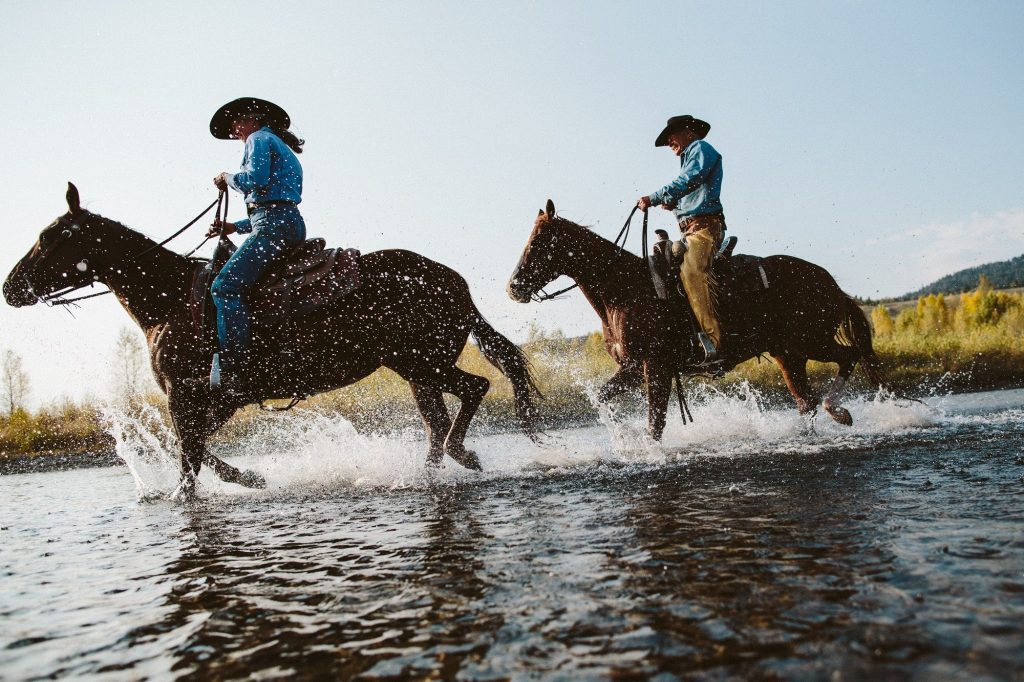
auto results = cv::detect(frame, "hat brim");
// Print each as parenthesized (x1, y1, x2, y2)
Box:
(210, 97, 290, 139)
(655, 118, 711, 147)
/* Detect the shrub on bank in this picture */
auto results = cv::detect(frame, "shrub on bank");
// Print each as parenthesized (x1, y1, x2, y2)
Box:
(0, 402, 112, 456)
(4, 283, 1023, 457)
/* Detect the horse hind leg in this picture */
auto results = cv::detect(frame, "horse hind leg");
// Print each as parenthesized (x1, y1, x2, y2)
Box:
(823, 356, 857, 426)
(435, 367, 489, 471)
(410, 382, 453, 467)
(390, 362, 488, 471)
(773, 354, 818, 417)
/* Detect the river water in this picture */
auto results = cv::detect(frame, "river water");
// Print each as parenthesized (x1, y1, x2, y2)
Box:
(1, 387, 1023, 680)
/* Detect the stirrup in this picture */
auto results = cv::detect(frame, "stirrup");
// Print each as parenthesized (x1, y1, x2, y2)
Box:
(697, 332, 719, 363)
(209, 353, 222, 391)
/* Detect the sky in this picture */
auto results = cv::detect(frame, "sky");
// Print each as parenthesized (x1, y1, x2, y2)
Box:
(1, 0, 1022, 406)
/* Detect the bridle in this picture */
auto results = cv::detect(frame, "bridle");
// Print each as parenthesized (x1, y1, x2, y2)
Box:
(28, 193, 226, 307)
(530, 206, 645, 302)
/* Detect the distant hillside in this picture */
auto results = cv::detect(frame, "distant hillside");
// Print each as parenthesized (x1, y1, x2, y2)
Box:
(905, 253, 1024, 299)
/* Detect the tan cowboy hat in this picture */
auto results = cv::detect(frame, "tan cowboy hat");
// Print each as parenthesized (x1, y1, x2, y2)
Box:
(654, 115, 711, 147)
(210, 97, 290, 139)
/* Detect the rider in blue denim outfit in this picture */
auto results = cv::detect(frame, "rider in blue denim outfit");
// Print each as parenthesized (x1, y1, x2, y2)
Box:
(208, 98, 307, 389)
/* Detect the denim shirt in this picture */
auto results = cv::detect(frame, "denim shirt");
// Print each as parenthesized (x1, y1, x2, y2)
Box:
(647, 139, 723, 219)
(226, 127, 303, 234)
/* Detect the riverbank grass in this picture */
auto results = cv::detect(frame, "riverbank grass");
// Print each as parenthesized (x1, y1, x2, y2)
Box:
(3, 283, 1022, 458)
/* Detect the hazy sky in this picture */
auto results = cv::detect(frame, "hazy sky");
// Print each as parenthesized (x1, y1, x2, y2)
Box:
(1, 0, 1022, 405)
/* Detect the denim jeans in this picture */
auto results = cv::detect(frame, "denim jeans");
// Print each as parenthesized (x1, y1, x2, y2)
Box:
(211, 204, 306, 374)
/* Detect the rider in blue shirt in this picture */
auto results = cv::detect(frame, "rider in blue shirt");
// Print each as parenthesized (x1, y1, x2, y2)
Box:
(638, 115, 726, 362)
(646, 137, 723, 221)
(207, 97, 307, 394)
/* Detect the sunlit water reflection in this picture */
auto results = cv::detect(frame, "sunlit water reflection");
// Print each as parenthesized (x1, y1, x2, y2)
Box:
(2, 388, 1023, 679)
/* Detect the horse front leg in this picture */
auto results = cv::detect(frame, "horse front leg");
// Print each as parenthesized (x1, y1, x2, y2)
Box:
(597, 364, 644, 403)
(644, 361, 672, 441)
(167, 393, 249, 497)
(197, 401, 266, 488)
(176, 427, 205, 499)
(202, 450, 266, 489)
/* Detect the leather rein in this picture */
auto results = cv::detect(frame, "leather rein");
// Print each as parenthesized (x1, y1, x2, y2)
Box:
(37, 192, 227, 307)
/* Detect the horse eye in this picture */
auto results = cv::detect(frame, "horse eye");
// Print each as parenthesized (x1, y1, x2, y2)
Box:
(62, 229, 72, 238)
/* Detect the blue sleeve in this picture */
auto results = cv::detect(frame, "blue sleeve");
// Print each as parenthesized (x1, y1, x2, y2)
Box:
(228, 133, 272, 194)
(233, 217, 252, 234)
(648, 141, 720, 206)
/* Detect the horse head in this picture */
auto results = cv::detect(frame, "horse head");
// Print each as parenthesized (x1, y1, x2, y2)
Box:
(507, 199, 589, 303)
(4, 183, 129, 307)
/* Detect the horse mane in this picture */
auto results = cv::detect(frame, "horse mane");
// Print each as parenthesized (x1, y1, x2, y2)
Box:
(83, 211, 199, 263)
(543, 212, 645, 267)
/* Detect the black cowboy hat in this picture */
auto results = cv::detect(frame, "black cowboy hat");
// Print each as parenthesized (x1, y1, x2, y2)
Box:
(654, 115, 711, 147)
(210, 97, 290, 139)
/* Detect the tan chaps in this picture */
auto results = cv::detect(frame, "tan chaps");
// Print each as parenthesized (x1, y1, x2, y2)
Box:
(679, 214, 725, 347)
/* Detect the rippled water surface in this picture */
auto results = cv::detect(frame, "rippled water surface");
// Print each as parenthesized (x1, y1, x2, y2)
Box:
(2, 388, 1023, 680)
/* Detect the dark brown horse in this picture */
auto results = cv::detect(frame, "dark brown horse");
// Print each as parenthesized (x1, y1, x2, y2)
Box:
(507, 200, 882, 440)
(4, 184, 538, 494)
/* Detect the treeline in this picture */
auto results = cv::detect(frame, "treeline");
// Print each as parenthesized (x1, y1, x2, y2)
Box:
(907, 253, 1024, 299)
(3, 282, 1024, 459)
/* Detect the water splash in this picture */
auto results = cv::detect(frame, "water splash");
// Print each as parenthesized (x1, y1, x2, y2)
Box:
(101, 402, 181, 500)
(97, 385, 1014, 502)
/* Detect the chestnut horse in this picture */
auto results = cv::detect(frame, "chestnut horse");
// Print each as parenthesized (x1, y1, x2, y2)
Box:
(4, 184, 538, 494)
(507, 200, 881, 440)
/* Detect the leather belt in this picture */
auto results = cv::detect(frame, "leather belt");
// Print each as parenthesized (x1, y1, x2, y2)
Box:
(246, 201, 297, 216)
(678, 212, 726, 234)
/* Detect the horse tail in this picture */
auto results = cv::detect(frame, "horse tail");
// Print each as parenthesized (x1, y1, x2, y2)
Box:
(471, 311, 543, 435)
(841, 294, 884, 386)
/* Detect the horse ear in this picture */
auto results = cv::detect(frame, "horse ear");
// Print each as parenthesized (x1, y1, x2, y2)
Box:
(537, 209, 544, 217)
(66, 182, 81, 214)
(545, 199, 555, 219)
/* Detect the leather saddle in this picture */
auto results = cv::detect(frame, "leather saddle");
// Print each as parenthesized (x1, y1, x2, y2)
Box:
(192, 237, 362, 333)
(648, 235, 771, 305)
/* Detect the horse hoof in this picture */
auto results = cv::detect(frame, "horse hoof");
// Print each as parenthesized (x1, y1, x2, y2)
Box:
(827, 406, 853, 426)
(174, 477, 200, 502)
(446, 447, 483, 471)
(238, 470, 267, 489)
